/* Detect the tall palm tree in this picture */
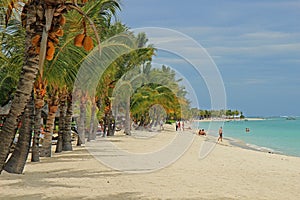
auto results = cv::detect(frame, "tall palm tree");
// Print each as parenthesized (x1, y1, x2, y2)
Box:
(0, 1, 43, 172)
(0, 0, 121, 173)
(39, 0, 123, 152)
(98, 32, 154, 135)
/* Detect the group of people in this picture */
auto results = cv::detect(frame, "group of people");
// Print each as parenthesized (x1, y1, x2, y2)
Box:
(197, 126, 223, 142)
(175, 120, 184, 131)
(198, 129, 206, 136)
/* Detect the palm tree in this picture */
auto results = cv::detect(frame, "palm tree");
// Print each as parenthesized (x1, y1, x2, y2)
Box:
(3, 92, 34, 174)
(130, 83, 181, 127)
(0, 0, 121, 172)
(104, 33, 154, 135)
(0, 1, 42, 172)
(0, 0, 123, 166)
(127, 63, 191, 126)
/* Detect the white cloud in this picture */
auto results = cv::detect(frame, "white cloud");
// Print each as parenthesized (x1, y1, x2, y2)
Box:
(241, 32, 294, 39)
(207, 43, 300, 57)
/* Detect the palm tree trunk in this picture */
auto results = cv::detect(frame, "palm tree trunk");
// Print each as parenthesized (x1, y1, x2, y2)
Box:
(88, 98, 97, 141)
(77, 93, 87, 146)
(55, 88, 67, 153)
(124, 96, 131, 135)
(31, 106, 42, 162)
(40, 89, 59, 157)
(92, 119, 98, 140)
(31, 77, 46, 162)
(0, 2, 41, 173)
(62, 93, 73, 151)
(55, 99, 65, 153)
(103, 115, 108, 137)
(107, 112, 115, 136)
(4, 92, 34, 174)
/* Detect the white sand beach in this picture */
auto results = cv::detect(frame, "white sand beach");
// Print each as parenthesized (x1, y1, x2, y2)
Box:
(1, 124, 300, 200)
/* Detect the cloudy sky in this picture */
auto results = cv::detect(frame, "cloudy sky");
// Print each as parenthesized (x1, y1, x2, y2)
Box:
(118, 0, 300, 116)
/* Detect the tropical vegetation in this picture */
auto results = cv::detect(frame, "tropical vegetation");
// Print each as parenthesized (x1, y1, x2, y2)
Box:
(0, 0, 201, 175)
(0, 0, 189, 173)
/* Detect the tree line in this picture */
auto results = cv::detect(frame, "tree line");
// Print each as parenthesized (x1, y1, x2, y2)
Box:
(189, 108, 245, 119)
(0, 0, 190, 174)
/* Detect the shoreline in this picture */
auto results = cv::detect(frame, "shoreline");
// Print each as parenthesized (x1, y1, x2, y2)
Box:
(224, 137, 285, 156)
(194, 133, 287, 158)
(193, 119, 299, 158)
(193, 117, 265, 122)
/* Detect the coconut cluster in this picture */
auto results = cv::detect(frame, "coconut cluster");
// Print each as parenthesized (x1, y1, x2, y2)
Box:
(30, 10, 66, 61)
(74, 33, 94, 51)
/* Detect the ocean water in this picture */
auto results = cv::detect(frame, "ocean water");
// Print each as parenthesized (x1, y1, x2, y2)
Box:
(195, 117, 300, 157)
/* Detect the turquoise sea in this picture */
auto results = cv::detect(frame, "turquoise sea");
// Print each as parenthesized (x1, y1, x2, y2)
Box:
(195, 117, 300, 157)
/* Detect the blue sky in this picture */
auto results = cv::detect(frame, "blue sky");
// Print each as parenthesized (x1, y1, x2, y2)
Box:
(118, 0, 300, 116)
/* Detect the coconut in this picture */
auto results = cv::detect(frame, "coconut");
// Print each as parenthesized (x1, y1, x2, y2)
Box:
(74, 34, 85, 47)
(32, 35, 41, 46)
(59, 15, 66, 26)
(55, 29, 64, 37)
(83, 36, 94, 51)
(46, 41, 55, 61)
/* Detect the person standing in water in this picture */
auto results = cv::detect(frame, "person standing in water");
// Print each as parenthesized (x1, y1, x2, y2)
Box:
(218, 127, 223, 142)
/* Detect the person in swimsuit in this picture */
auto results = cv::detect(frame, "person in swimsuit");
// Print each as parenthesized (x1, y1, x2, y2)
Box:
(218, 127, 223, 142)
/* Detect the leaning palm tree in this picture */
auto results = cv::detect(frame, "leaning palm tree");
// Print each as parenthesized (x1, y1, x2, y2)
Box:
(0, 1, 59, 172)
(3, 92, 34, 174)
(130, 83, 181, 127)
(0, 0, 121, 173)
(38, 0, 122, 155)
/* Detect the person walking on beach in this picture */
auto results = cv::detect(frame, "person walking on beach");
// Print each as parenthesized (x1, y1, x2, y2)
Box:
(218, 127, 223, 142)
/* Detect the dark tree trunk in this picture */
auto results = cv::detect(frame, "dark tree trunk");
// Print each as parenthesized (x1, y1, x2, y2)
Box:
(103, 115, 108, 137)
(62, 93, 73, 151)
(40, 89, 59, 157)
(107, 117, 112, 136)
(0, 2, 42, 173)
(4, 92, 34, 174)
(107, 112, 115, 136)
(31, 106, 41, 162)
(55, 96, 66, 153)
